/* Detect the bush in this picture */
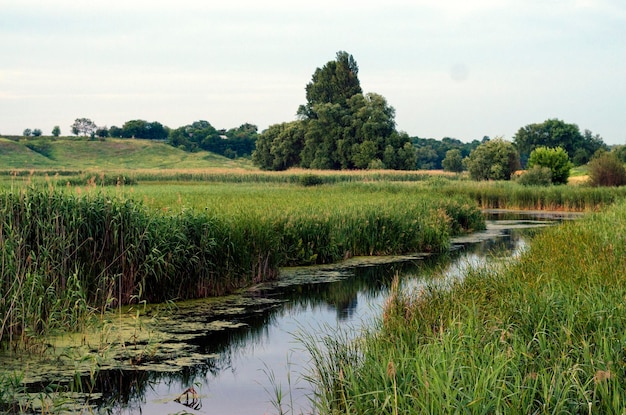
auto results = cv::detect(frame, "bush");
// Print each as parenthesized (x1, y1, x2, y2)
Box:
(587, 152, 626, 187)
(299, 174, 324, 186)
(466, 138, 520, 181)
(527, 146, 572, 184)
(516, 165, 553, 186)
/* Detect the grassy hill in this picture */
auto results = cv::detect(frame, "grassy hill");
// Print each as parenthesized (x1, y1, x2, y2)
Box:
(0, 136, 253, 171)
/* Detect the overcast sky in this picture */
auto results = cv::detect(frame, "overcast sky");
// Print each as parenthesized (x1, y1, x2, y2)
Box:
(1, 0, 625, 144)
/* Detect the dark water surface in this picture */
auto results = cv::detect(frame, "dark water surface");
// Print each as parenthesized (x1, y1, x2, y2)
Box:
(2, 212, 569, 414)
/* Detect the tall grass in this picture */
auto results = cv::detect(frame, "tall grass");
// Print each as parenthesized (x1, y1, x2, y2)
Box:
(429, 179, 626, 211)
(306, 200, 626, 413)
(0, 183, 483, 345)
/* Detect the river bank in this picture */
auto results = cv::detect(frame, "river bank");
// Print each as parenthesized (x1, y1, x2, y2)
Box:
(309, 200, 626, 414)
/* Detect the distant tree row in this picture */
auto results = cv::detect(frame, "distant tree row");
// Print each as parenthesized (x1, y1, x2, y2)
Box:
(169, 121, 258, 158)
(412, 136, 485, 170)
(38, 118, 259, 159)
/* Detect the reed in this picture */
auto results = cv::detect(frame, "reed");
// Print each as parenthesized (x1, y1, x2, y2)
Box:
(306, 200, 626, 413)
(428, 179, 626, 211)
(0, 182, 483, 345)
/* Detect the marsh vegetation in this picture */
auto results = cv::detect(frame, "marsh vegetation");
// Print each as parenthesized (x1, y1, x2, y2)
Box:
(0, 168, 625, 413)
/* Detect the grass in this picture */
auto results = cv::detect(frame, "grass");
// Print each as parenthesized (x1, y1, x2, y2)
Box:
(0, 181, 484, 347)
(306, 199, 626, 414)
(0, 136, 252, 170)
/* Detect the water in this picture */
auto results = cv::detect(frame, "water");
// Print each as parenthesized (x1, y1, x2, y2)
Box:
(2, 214, 561, 414)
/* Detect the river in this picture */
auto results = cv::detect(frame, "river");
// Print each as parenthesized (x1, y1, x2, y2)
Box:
(0, 212, 573, 414)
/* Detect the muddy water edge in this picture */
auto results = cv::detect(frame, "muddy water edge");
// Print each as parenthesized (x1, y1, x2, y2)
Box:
(0, 211, 578, 414)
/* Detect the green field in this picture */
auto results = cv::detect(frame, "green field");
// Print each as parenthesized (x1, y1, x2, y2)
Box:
(0, 136, 251, 170)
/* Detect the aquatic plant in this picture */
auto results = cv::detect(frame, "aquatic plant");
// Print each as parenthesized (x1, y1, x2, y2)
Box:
(306, 199, 626, 413)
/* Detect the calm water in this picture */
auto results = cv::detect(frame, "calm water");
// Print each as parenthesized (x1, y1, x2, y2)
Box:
(9, 214, 561, 414)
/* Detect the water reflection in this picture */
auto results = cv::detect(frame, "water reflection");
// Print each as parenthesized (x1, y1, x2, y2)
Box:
(9, 216, 555, 414)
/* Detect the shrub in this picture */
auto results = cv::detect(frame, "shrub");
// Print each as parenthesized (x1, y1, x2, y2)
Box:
(587, 152, 626, 187)
(466, 138, 520, 181)
(527, 146, 572, 184)
(516, 165, 552, 186)
(299, 174, 324, 186)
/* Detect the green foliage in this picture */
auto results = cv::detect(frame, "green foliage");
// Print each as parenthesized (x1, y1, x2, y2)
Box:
(612, 145, 626, 163)
(308, 200, 626, 414)
(254, 53, 416, 171)
(465, 137, 520, 181)
(32, 129, 42, 137)
(516, 165, 552, 186)
(299, 174, 324, 186)
(587, 152, 626, 187)
(22, 128, 32, 137)
(513, 119, 607, 165)
(527, 146, 572, 184)
(121, 119, 168, 140)
(298, 50, 362, 119)
(170, 121, 256, 158)
(51, 125, 61, 137)
(413, 136, 481, 170)
(71, 118, 97, 137)
(442, 149, 464, 173)
(95, 126, 109, 138)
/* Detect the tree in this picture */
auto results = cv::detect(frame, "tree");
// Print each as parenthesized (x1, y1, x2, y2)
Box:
(32, 128, 42, 137)
(254, 52, 414, 171)
(587, 152, 626, 187)
(442, 149, 464, 173)
(119, 120, 168, 140)
(411, 136, 480, 170)
(526, 147, 572, 185)
(513, 119, 607, 166)
(253, 121, 304, 170)
(108, 126, 123, 138)
(297, 51, 362, 119)
(51, 126, 61, 137)
(466, 137, 520, 181)
(23, 128, 32, 137)
(96, 126, 109, 138)
(169, 120, 218, 152)
(612, 145, 626, 163)
(71, 118, 97, 136)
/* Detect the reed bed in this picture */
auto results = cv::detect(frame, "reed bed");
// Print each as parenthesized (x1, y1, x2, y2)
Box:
(0, 183, 483, 346)
(306, 200, 626, 413)
(427, 179, 626, 211)
(0, 168, 457, 187)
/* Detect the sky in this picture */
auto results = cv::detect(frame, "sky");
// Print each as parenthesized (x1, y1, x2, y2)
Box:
(1, 0, 625, 144)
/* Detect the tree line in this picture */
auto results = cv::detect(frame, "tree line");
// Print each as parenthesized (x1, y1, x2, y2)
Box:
(19, 118, 259, 159)
(15, 51, 624, 173)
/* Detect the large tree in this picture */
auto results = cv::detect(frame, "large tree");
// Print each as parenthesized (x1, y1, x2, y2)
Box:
(254, 52, 415, 171)
(297, 51, 362, 119)
(513, 119, 607, 166)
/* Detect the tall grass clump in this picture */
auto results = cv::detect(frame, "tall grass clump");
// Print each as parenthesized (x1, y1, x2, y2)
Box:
(0, 187, 283, 345)
(306, 200, 626, 413)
